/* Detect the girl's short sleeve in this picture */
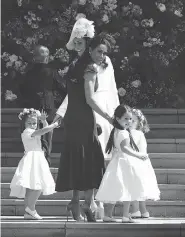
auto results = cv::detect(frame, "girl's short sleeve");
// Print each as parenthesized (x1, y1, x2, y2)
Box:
(84, 63, 98, 74)
(21, 128, 35, 139)
(117, 130, 129, 145)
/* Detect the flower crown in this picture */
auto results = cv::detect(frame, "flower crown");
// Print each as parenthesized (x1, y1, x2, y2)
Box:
(18, 108, 41, 120)
(132, 108, 145, 121)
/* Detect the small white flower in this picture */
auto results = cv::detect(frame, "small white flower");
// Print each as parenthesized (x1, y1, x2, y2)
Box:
(9, 54, 18, 62)
(31, 13, 36, 18)
(4, 72, 8, 76)
(16, 39, 22, 44)
(131, 80, 141, 88)
(27, 20, 32, 25)
(14, 60, 22, 68)
(76, 13, 86, 21)
(5, 90, 17, 101)
(26, 37, 33, 43)
(49, 56, 54, 61)
(78, 0, 87, 5)
(6, 61, 13, 68)
(143, 42, 148, 47)
(149, 18, 154, 27)
(38, 5, 43, 10)
(24, 15, 28, 20)
(92, 0, 102, 6)
(118, 87, 126, 97)
(23, 108, 29, 113)
(28, 11, 32, 15)
(174, 10, 183, 17)
(39, 34, 43, 38)
(37, 17, 42, 21)
(102, 14, 109, 23)
(156, 3, 166, 12)
(17, 0, 22, 6)
(134, 51, 139, 57)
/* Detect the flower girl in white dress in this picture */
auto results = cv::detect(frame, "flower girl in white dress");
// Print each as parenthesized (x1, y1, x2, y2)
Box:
(130, 109, 160, 218)
(96, 104, 157, 223)
(10, 108, 59, 220)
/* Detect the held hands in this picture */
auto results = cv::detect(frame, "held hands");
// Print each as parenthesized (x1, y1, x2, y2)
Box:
(53, 119, 61, 129)
(139, 153, 149, 161)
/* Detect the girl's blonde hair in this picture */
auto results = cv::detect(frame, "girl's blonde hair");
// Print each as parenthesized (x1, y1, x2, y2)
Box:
(132, 109, 150, 134)
(18, 108, 41, 132)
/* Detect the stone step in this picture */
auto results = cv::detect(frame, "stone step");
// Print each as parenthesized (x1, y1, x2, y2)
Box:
(2, 122, 185, 139)
(1, 183, 185, 201)
(2, 152, 185, 168)
(2, 108, 185, 124)
(1, 167, 185, 185)
(2, 138, 185, 153)
(2, 199, 185, 218)
(1, 217, 185, 237)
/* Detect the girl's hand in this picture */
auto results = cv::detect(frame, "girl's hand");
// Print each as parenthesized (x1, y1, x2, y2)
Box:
(139, 154, 149, 161)
(39, 110, 48, 122)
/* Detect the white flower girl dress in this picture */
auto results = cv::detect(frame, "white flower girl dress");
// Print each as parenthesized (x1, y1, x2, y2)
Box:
(10, 128, 55, 198)
(96, 129, 160, 203)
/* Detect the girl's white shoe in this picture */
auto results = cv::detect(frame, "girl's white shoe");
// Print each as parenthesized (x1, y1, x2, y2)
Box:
(122, 216, 135, 223)
(91, 202, 104, 220)
(24, 207, 43, 220)
(95, 206, 104, 220)
(130, 211, 141, 218)
(141, 211, 150, 218)
(130, 211, 150, 219)
(103, 216, 117, 222)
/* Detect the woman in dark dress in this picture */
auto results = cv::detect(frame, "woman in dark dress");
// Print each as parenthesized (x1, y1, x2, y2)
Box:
(55, 31, 114, 222)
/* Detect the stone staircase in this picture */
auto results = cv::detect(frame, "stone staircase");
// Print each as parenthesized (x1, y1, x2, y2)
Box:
(1, 108, 185, 237)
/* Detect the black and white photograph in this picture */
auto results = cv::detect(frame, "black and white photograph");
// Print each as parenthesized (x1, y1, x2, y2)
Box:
(1, 0, 185, 236)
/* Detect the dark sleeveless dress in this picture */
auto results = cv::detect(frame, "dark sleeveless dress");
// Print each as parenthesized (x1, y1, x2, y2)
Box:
(55, 53, 105, 192)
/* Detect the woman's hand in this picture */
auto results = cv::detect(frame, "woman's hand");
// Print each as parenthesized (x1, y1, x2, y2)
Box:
(138, 153, 149, 161)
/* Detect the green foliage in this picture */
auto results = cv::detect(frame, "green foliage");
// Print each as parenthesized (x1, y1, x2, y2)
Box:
(1, 0, 185, 108)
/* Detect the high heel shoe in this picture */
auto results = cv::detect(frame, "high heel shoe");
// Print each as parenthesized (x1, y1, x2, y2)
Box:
(66, 202, 83, 222)
(81, 204, 96, 222)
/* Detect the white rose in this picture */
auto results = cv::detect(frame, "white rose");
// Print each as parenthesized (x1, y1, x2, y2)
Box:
(6, 61, 13, 68)
(156, 3, 166, 12)
(134, 51, 139, 57)
(78, 0, 87, 5)
(9, 54, 18, 62)
(149, 18, 154, 27)
(118, 87, 126, 97)
(15, 61, 22, 68)
(75, 13, 86, 21)
(174, 10, 183, 17)
(92, 0, 102, 6)
(131, 80, 141, 88)
(102, 14, 109, 23)
(5, 90, 17, 101)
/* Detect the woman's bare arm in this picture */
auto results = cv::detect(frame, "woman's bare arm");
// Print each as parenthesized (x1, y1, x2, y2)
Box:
(84, 71, 112, 123)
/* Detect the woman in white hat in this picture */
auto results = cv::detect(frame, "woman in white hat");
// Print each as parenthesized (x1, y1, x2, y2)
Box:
(54, 18, 119, 221)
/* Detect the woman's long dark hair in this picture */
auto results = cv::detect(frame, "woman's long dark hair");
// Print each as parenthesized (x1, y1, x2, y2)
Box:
(106, 104, 139, 154)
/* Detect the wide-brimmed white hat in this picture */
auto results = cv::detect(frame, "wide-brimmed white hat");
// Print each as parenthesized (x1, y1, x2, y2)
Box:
(66, 18, 95, 50)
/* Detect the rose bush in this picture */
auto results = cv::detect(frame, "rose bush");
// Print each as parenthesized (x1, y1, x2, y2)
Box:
(1, 0, 185, 108)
